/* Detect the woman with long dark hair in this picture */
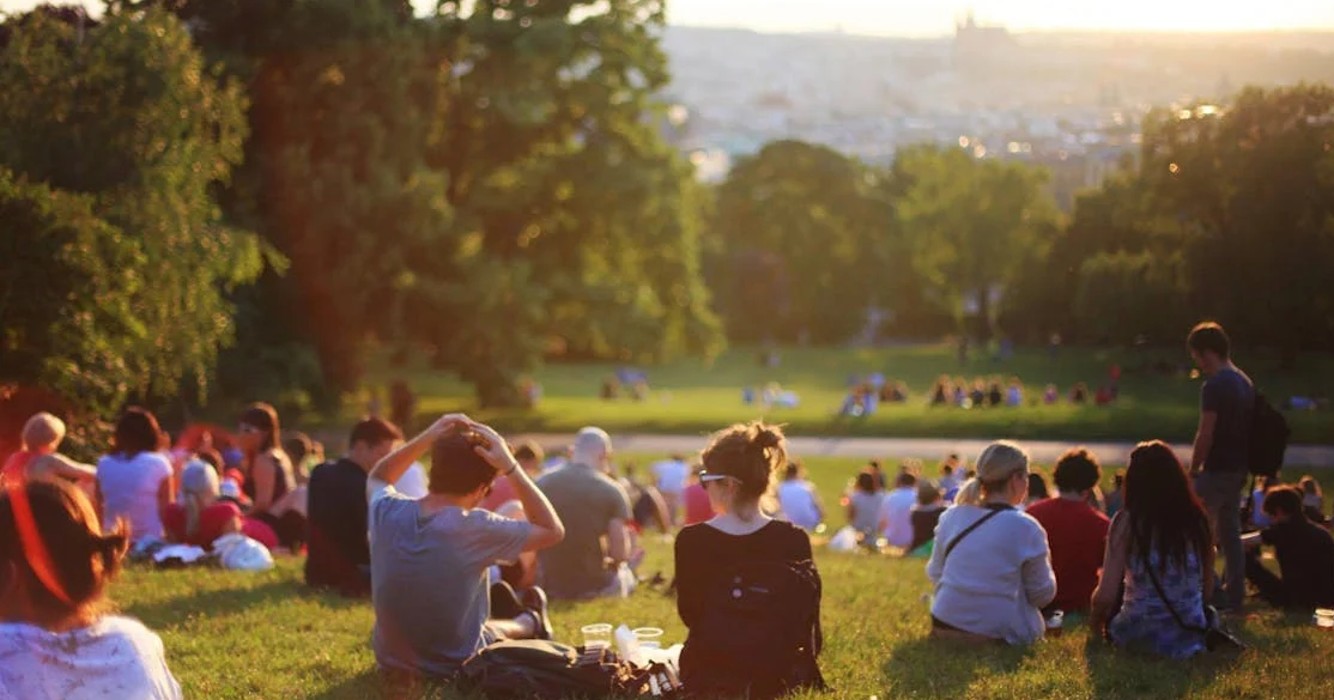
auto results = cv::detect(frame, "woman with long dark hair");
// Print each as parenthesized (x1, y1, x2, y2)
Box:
(237, 403, 303, 550)
(1090, 440, 1214, 659)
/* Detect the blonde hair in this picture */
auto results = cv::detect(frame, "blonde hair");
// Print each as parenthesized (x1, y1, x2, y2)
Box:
(22, 412, 65, 452)
(975, 441, 1030, 493)
(954, 478, 983, 506)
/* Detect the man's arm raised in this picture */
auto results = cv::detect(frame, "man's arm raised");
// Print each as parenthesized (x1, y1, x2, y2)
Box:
(468, 423, 565, 552)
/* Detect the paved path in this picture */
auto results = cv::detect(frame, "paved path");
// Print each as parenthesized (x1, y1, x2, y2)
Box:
(515, 433, 1334, 468)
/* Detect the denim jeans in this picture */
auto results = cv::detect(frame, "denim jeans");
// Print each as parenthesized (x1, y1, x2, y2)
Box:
(1195, 470, 1249, 609)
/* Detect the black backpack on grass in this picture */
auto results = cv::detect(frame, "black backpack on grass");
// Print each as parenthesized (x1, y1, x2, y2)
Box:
(458, 640, 668, 699)
(1249, 391, 1290, 478)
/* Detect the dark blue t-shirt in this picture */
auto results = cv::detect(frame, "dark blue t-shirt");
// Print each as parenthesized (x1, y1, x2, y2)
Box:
(1201, 366, 1254, 473)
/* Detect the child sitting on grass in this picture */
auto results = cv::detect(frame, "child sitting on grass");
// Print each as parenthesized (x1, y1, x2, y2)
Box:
(1, 412, 97, 490)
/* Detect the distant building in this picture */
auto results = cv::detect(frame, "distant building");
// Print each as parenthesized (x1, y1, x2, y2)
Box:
(952, 10, 1014, 71)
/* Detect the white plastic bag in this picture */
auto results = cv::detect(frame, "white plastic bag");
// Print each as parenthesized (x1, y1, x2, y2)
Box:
(212, 533, 275, 571)
(827, 525, 860, 553)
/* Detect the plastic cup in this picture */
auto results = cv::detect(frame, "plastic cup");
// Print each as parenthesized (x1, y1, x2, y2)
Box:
(633, 626, 665, 650)
(1316, 609, 1334, 629)
(581, 623, 613, 650)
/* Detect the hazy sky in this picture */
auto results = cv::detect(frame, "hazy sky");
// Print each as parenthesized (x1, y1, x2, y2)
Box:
(4, 0, 1334, 36)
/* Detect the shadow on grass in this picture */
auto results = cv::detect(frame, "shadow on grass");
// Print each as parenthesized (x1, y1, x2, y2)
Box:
(1082, 634, 1243, 700)
(122, 578, 364, 630)
(310, 669, 500, 700)
(883, 636, 1035, 696)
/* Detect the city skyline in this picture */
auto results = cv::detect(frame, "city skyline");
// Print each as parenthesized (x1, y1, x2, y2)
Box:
(4, 0, 1334, 36)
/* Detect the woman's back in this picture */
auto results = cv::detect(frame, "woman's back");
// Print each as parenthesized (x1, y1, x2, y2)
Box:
(97, 452, 172, 541)
(676, 520, 819, 698)
(849, 490, 882, 539)
(1110, 544, 1207, 659)
(777, 480, 820, 530)
(926, 505, 1055, 644)
(0, 616, 181, 700)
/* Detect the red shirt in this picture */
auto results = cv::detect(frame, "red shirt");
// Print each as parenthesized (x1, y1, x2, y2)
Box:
(481, 475, 518, 512)
(683, 483, 713, 525)
(162, 502, 243, 549)
(242, 517, 279, 550)
(1026, 497, 1110, 612)
(2, 451, 33, 486)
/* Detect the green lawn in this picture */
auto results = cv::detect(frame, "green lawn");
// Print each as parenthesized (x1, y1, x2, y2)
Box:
(110, 454, 1334, 699)
(361, 344, 1334, 444)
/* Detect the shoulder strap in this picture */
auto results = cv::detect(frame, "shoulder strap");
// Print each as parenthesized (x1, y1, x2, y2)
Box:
(941, 506, 1007, 564)
(1143, 556, 1206, 634)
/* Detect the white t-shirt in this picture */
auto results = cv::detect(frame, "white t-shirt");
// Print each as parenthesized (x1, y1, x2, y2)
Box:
(925, 505, 1056, 645)
(393, 462, 429, 499)
(879, 486, 918, 549)
(777, 479, 821, 531)
(0, 616, 182, 700)
(97, 452, 173, 541)
(651, 459, 690, 495)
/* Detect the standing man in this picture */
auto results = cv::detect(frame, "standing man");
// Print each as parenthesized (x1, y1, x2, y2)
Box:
(1188, 321, 1254, 611)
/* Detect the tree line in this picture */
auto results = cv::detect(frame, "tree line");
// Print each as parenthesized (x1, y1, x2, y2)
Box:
(708, 86, 1334, 366)
(3, 3, 1332, 438)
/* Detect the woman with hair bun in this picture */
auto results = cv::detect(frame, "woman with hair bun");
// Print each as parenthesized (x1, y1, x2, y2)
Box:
(926, 441, 1056, 645)
(0, 479, 182, 698)
(675, 422, 825, 698)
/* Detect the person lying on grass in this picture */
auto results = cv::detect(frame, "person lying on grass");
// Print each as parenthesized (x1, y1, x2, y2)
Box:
(366, 414, 565, 681)
(0, 479, 182, 699)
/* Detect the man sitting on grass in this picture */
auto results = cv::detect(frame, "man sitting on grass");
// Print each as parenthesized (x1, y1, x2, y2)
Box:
(537, 427, 638, 599)
(1025, 448, 1110, 614)
(1243, 486, 1334, 612)
(366, 414, 565, 680)
(305, 417, 403, 597)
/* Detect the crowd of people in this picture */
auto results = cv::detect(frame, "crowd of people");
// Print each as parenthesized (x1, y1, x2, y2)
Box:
(1, 321, 1330, 698)
(834, 370, 1120, 417)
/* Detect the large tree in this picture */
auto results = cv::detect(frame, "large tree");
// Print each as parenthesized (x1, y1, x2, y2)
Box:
(709, 140, 888, 343)
(0, 7, 264, 409)
(1140, 84, 1334, 360)
(894, 145, 1059, 341)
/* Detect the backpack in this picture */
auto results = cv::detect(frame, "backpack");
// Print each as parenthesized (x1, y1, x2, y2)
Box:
(458, 640, 673, 699)
(681, 559, 826, 698)
(1249, 391, 1290, 478)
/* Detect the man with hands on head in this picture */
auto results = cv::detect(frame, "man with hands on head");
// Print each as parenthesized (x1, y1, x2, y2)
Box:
(366, 414, 566, 681)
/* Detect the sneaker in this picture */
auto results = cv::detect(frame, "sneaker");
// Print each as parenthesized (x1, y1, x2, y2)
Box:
(521, 586, 553, 641)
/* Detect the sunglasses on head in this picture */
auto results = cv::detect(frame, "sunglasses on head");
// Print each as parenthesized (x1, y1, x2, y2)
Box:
(699, 472, 736, 485)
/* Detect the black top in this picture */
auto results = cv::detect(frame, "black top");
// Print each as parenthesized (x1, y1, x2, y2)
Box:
(910, 506, 946, 552)
(242, 449, 295, 507)
(1261, 518, 1334, 609)
(675, 520, 812, 629)
(304, 458, 370, 595)
(1201, 366, 1254, 473)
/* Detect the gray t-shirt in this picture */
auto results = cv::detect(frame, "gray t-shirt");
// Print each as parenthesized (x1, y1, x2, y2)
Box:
(536, 464, 632, 599)
(850, 491, 884, 540)
(1201, 366, 1254, 473)
(368, 486, 531, 676)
